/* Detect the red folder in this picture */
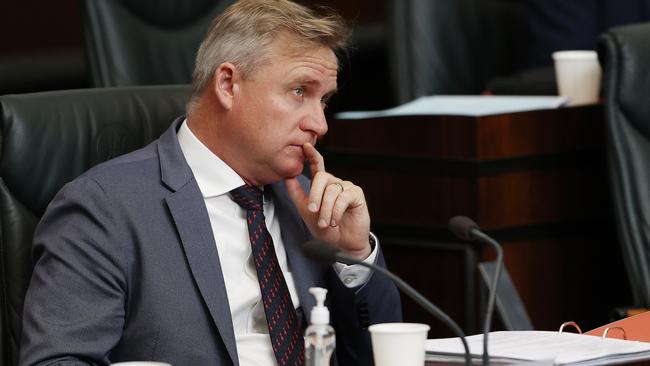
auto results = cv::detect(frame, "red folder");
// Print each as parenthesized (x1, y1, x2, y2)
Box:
(585, 311, 650, 342)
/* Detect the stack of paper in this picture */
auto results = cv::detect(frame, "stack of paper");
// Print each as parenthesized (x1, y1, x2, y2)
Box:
(426, 331, 650, 365)
(335, 95, 568, 119)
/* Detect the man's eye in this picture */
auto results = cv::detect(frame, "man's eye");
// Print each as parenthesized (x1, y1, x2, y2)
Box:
(293, 87, 304, 97)
(320, 98, 328, 109)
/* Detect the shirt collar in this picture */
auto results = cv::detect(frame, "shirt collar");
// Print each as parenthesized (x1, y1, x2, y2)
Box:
(177, 119, 245, 198)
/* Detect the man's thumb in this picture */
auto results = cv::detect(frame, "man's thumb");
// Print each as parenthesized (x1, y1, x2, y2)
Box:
(284, 177, 309, 216)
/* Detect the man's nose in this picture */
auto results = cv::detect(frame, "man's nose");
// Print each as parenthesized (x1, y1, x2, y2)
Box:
(301, 103, 329, 136)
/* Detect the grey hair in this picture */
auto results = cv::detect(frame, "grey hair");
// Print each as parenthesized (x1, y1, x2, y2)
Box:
(188, 0, 349, 112)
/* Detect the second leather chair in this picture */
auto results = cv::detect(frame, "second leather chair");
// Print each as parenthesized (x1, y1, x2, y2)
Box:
(83, 0, 233, 87)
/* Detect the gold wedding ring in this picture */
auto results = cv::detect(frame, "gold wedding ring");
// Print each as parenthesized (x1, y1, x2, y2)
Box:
(332, 182, 344, 192)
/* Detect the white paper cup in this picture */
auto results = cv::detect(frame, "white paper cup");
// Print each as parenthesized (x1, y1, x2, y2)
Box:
(369, 322, 430, 366)
(552, 50, 602, 106)
(111, 363, 172, 366)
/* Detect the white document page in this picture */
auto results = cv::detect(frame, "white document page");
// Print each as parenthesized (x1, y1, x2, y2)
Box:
(426, 331, 650, 365)
(335, 95, 568, 119)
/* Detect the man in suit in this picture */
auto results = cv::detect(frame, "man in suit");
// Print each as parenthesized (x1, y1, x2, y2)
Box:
(19, 0, 401, 365)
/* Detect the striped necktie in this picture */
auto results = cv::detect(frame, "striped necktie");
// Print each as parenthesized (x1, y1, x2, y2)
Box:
(230, 185, 304, 366)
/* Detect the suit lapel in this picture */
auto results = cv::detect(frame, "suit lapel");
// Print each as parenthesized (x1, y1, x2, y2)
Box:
(158, 119, 239, 365)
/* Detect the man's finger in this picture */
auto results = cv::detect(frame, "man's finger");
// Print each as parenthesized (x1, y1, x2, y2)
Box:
(308, 171, 335, 213)
(318, 182, 345, 228)
(302, 142, 325, 179)
(330, 182, 359, 226)
(284, 177, 309, 216)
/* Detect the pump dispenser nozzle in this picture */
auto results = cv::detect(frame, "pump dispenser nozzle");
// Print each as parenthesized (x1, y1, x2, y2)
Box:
(309, 287, 329, 325)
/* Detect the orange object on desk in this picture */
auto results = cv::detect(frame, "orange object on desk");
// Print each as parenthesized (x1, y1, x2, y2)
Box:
(586, 311, 650, 342)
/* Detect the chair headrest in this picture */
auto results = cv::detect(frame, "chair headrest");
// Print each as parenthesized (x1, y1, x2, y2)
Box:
(0, 85, 190, 216)
(599, 22, 650, 139)
(117, 0, 222, 28)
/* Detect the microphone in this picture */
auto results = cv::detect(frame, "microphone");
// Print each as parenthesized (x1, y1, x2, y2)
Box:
(449, 216, 504, 366)
(303, 239, 472, 366)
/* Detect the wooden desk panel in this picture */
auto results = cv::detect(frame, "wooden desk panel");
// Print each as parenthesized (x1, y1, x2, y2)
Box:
(321, 104, 631, 334)
(323, 105, 603, 160)
(327, 164, 609, 230)
(495, 235, 626, 331)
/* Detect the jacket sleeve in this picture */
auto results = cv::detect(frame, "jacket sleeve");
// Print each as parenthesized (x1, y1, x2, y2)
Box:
(19, 177, 127, 366)
(328, 246, 402, 366)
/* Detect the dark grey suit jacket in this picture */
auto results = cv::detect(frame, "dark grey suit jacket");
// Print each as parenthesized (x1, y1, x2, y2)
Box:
(19, 118, 401, 366)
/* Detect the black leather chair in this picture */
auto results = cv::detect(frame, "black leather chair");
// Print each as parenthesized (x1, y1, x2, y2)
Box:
(83, 0, 233, 87)
(598, 22, 650, 309)
(0, 85, 190, 366)
(389, 0, 526, 102)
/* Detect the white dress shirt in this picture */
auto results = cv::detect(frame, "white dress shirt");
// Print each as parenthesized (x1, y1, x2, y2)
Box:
(176, 120, 377, 366)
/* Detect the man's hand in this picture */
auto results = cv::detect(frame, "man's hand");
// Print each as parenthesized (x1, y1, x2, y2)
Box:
(285, 142, 371, 259)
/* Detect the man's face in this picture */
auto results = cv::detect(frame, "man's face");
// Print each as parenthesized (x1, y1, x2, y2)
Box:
(226, 34, 338, 186)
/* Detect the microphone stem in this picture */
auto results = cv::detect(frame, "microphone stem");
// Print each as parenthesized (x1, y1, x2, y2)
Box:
(342, 257, 472, 366)
(474, 231, 504, 366)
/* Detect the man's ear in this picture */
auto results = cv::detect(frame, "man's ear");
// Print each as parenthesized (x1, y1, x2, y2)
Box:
(212, 63, 239, 110)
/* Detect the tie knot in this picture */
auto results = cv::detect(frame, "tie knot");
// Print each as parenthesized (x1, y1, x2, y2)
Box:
(230, 185, 263, 211)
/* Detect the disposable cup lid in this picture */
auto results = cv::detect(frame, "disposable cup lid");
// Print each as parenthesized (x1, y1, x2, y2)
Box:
(552, 50, 598, 61)
(368, 322, 430, 334)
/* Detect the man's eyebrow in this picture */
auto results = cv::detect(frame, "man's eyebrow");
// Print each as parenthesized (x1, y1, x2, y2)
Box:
(293, 77, 321, 86)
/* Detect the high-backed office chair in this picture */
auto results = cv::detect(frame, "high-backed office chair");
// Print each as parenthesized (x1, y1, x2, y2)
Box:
(598, 22, 650, 309)
(83, 0, 233, 87)
(0, 85, 190, 366)
(389, 0, 525, 102)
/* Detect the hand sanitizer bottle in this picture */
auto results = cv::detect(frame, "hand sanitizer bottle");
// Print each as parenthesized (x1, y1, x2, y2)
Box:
(304, 287, 335, 366)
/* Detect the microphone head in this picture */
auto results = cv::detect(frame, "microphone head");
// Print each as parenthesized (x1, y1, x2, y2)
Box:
(448, 216, 480, 241)
(303, 239, 339, 264)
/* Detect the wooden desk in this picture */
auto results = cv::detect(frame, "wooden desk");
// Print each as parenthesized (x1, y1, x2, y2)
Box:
(321, 105, 631, 335)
